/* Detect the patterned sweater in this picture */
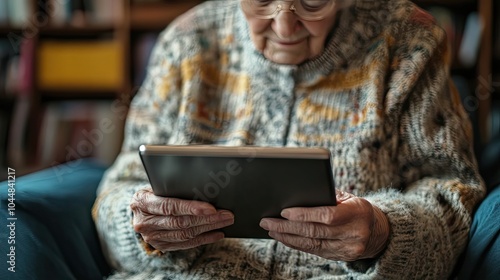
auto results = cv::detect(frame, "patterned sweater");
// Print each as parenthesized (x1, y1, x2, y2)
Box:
(93, 0, 486, 279)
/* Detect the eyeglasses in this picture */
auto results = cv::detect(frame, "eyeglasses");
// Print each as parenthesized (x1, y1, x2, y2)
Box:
(240, 0, 336, 21)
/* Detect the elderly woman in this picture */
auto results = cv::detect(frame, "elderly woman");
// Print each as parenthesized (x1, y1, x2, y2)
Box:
(93, 0, 485, 279)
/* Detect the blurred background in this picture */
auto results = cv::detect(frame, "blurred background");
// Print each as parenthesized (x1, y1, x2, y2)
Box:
(0, 0, 498, 182)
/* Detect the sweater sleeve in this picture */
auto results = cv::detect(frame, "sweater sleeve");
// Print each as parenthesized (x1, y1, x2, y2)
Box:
(347, 9, 486, 279)
(91, 21, 204, 273)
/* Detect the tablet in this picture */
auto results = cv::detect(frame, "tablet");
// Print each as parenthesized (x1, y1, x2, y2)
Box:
(139, 145, 336, 239)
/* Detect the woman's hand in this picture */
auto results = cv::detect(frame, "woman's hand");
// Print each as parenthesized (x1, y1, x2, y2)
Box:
(259, 190, 390, 261)
(131, 187, 234, 252)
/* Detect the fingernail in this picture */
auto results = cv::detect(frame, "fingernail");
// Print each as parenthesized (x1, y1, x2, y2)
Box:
(260, 220, 269, 229)
(219, 211, 234, 220)
(201, 208, 216, 215)
(281, 209, 290, 218)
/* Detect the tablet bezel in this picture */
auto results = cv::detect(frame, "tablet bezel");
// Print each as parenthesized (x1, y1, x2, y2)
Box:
(139, 144, 336, 239)
(139, 145, 332, 159)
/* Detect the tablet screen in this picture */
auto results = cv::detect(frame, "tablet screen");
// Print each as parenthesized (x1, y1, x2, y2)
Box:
(139, 145, 336, 239)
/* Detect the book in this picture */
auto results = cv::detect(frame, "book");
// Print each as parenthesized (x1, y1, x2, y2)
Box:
(70, 0, 87, 27)
(6, 0, 32, 27)
(38, 101, 123, 166)
(491, 98, 500, 140)
(68, 118, 95, 161)
(46, 0, 73, 25)
(458, 12, 484, 68)
(37, 40, 124, 90)
(18, 38, 35, 96)
(91, 0, 123, 25)
(37, 103, 58, 165)
(0, 37, 34, 97)
(37, 102, 75, 165)
(42, 0, 120, 26)
(38, 101, 93, 165)
(133, 33, 158, 87)
(90, 101, 124, 165)
(7, 98, 30, 167)
(4, 55, 20, 94)
(0, 0, 8, 24)
(0, 40, 12, 96)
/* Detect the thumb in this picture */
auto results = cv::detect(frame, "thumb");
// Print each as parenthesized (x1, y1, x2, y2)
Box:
(335, 189, 356, 204)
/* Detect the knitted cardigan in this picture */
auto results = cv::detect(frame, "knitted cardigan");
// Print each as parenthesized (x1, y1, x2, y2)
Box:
(93, 0, 486, 279)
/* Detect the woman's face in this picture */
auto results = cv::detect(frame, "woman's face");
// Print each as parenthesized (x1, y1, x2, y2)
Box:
(241, 0, 339, 65)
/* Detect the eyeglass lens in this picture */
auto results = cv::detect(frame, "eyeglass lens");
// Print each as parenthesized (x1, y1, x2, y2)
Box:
(241, 0, 334, 21)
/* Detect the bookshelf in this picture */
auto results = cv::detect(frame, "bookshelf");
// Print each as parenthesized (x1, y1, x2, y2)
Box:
(0, 0, 202, 178)
(491, 0, 500, 141)
(0, 0, 495, 179)
(476, 0, 493, 143)
(130, 0, 203, 31)
(0, 0, 133, 176)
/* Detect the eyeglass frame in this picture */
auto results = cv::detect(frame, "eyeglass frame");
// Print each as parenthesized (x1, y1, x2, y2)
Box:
(240, 0, 337, 21)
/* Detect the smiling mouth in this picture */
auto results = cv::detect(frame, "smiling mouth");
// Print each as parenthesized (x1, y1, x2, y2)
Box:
(274, 39, 305, 46)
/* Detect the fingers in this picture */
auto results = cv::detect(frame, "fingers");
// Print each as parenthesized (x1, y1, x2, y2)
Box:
(134, 210, 234, 232)
(136, 210, 234, 252)
(335, 189, 355, 203)
(260, 218, 364, 240)
(131, 188, 235, 252)
(149, 231, 226, 252)
(131, 188, 217, 216)
(260, 194, 386, 261)
(143, 218, 234, 244)
(280, 206, 341, 225)
(280, 197, 373, 225)
(268, 232, 365, 262)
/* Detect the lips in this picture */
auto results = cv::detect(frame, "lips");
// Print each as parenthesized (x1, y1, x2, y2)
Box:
(274, 38, 306, 46)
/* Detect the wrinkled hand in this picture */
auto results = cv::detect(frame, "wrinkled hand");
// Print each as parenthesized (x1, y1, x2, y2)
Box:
(260, 190, 390, 261)
(131, 187, 234, 252)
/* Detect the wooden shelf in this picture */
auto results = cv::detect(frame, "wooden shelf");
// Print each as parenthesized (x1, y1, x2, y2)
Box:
(38, 25, 118, 36)
(0, 25, 24, 35)
(130, 1, 202, 31)
(39, 89, 119, 101)
(0, 25, 118, 36)
(477, 0, 493, 142)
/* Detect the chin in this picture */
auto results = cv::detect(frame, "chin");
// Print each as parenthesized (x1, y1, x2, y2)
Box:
(264, 51, 307, 65)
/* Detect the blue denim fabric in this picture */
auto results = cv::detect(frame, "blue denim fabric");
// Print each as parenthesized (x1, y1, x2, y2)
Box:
(458, 184, 500, 280)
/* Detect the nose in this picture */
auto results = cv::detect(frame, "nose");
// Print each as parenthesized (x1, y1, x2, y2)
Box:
(272, 8, 300, 38)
